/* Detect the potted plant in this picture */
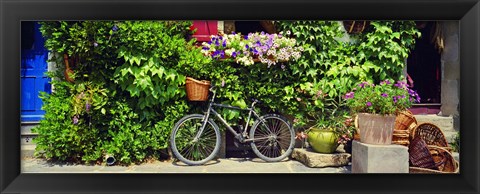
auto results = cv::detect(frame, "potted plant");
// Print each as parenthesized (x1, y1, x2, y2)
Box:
(302, 94, 355, 154)
(307, 113, 354, 154)
(344, 79, 420, 145)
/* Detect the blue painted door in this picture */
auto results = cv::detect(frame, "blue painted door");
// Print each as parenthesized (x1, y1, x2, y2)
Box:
(21, 22, 51, 122)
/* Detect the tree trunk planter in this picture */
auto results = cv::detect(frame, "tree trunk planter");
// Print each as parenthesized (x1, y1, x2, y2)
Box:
(357, 113, 396, 145)
(343, 21, 369, 34)
(63, 54, 75, 83)
(307, 128, 339, 154)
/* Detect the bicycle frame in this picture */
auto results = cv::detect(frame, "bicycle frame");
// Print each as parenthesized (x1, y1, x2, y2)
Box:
(194, 89, 263, 143)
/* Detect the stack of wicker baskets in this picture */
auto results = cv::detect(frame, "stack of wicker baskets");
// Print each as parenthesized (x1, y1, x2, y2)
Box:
(408, 123, 459, 173)
(392, 110, 417, 146)
(185, 77, 211, 101)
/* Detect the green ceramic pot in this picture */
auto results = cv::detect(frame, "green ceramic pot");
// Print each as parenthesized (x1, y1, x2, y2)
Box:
(307, 128, 339, 154)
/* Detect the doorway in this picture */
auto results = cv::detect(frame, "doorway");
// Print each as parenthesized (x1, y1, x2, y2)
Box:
(406, 21, 442, 114)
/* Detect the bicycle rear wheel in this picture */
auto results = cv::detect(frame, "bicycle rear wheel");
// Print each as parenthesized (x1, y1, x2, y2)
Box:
(170, 114, 221, 165)
(250, 114, 295, 162)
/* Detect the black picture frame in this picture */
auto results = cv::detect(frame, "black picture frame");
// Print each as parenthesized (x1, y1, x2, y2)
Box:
(1, 0, 479, 193)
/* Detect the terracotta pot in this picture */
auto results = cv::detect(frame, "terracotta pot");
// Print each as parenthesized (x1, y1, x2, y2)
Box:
(307, 128, 339, 154)
(357, 113, 396, 145)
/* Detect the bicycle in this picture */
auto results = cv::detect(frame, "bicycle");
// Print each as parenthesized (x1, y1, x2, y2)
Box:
(170, 85, 295, 165)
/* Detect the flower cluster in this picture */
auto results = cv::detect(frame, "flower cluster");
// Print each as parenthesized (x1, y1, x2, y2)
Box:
(344, 79, 420, 115)
(200, 31, 303, 67)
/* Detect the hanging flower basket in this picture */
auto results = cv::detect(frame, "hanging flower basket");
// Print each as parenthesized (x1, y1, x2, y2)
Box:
(185, 77, 210, 101)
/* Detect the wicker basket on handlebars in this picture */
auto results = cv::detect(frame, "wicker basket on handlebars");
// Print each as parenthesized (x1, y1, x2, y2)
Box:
(185, 77, 211, 101)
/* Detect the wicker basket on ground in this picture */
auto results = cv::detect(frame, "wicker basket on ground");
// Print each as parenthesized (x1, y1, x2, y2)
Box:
(409, 136, 438, 169)
(392, 130, 410, 146)
(395, 110, 417, 131)
(392, 110, 417, 146)
(409, 145, 459, 174)
(411, 122, 451, 151)
(185, 77, 211, 101)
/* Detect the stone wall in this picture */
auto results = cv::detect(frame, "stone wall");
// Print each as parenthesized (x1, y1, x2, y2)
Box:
(440, 21, 460, 131)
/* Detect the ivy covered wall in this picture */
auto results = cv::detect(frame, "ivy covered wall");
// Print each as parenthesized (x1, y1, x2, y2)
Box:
(33, 21, 420, 164)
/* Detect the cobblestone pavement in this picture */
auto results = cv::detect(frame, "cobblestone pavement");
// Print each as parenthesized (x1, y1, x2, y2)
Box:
(21, 157, 351, 173)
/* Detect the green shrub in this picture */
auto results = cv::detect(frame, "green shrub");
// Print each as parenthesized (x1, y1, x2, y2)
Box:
(35, 21, 199, 164)
(450, 131, 460, 153)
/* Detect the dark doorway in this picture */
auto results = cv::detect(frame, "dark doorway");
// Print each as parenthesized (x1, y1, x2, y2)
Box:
(407, 22, 442, 105)
(235, 21, 268, 34)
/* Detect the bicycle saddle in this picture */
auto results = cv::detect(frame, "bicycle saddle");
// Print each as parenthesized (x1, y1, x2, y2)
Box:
(250, 98, 263, 104)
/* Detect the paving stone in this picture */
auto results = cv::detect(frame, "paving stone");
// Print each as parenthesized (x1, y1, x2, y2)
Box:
(21, 157, 351, 173)
(291, 148, 351, 168)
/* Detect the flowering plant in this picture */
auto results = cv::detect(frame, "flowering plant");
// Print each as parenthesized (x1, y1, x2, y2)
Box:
(200, 31, 303, 67)
(344, 79, 420, 115)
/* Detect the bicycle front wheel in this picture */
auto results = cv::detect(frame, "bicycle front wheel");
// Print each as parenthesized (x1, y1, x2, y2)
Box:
(170, 114, 221, 165)
(250, 114, 295, 162)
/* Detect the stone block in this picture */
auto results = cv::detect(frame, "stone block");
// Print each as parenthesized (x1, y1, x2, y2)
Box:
(415, 114, 454, 132)
(291, 148, 351, 168)
(352, 140, 408, 173)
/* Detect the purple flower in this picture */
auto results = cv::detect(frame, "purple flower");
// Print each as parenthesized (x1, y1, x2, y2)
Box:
(366, 102, 372, 107)
(85, 101, 91, 112)
(112, 25, 119, 32)
(394, 81, 407, 88)
(344, 92, 355, 99)
(380, 80, 392, 85)
(202, 46, 209, 50)
(231, 52, 237, 58)
(73, 115, 79, 125)
(281, 65, 286, 70)
(358, 82, 369, 88)
(381, 93, 388, 97)
(93, 42, 98, 47)
(222, 40, 227, 47)
(393, 96, 398, 103)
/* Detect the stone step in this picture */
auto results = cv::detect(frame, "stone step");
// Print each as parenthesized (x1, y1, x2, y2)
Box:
(21, 122, 39, 145)
(291, 148, 351, 168)
(21, 122, 39, 134)
(22, 144, 36, 158)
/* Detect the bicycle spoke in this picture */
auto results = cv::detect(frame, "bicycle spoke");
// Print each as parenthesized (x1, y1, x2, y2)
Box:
(251, 115, 294, 162)
(171, 115, 220, 165)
